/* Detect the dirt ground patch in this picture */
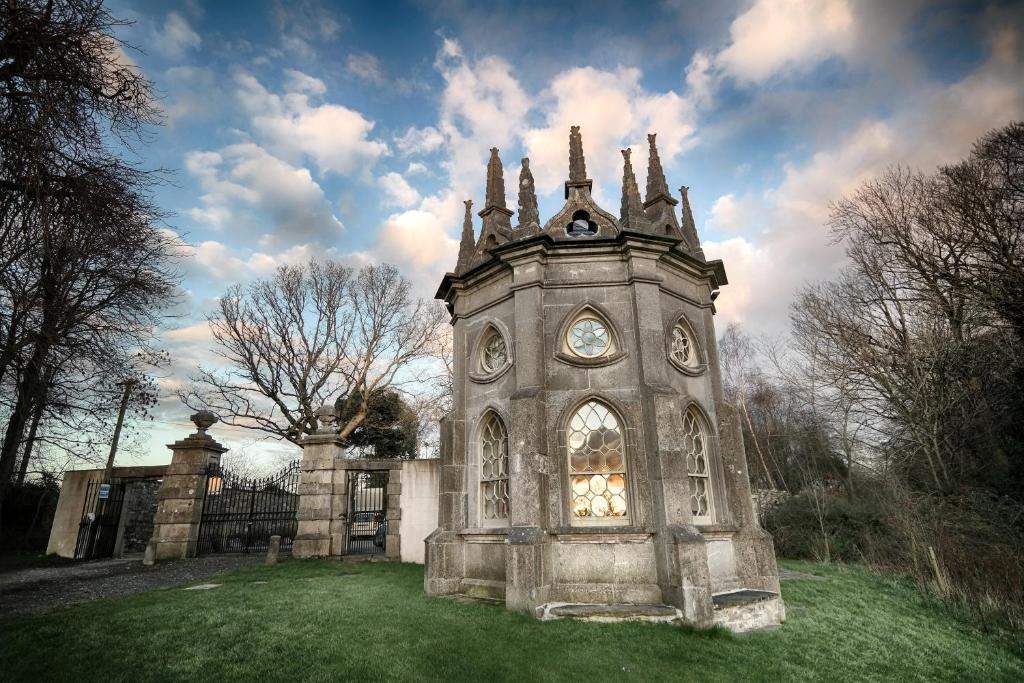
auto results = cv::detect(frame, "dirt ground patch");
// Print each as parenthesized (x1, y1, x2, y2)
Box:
(0, 554, 262, 616)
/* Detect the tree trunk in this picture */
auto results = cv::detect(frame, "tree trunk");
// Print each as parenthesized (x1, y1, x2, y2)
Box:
(15, 390, 46, 485)
(0, 340, 48, 512)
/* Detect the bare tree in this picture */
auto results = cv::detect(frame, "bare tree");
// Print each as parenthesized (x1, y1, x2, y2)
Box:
(181, 261, 447, 445)
(0, 1, 177, 510)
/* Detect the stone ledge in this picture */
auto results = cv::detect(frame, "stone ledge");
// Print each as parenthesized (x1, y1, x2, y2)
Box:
(538, 602, 682, 624)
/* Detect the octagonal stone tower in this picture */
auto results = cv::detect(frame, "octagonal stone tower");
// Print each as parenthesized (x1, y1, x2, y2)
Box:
(426, 127, 783, 631)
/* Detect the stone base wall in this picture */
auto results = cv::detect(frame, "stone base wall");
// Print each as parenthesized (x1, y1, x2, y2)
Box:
(712, 595, 786, 633)
(425, 523, 785, 630)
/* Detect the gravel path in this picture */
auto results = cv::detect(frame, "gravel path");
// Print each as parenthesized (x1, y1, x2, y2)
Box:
(0, 554, 262, 616)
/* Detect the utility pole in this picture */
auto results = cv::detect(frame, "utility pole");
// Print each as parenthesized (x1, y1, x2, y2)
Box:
(104, 379, 137, 483)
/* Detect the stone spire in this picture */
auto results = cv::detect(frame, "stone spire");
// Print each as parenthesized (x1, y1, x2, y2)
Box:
(644, 133, 673, 205)
(679, 186, 706, 259)
(565, 125, 593, 198)
(517, 157, 540, 232)
(476, 148, 513, 256)
(619, 148, 646, 232)
(456, 199, 475, 273)
(569, 125, 587, 182)
(483, 147, 507, 210)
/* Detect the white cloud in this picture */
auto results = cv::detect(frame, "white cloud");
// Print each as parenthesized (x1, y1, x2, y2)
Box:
(186, 143, 344, 244)
(187, 206, 232, 230)
(702, 40, 1024, 334)
(434, 39, 531, 190)
(522, 66, 698, 203)
(716, 0, 855, 83)
(283, 69, 327, 95)
(371, 193, 462, 286)
(406, 162, 428, 175)
(346, 52, 386, 84)
(377, 172, 421, 208)
(706, 194, 760, 235)
(702, 237, 773, 328)
(235, 71, 388, 176)
(395, 126, 445, 155)
(152, 12, 201, 59)
(271, 0, 347, 58)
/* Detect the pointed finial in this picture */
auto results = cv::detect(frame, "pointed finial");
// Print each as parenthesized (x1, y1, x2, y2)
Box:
(679, 186, 703, 255)
(518, 157, 539, 229)
(620, 148, 645, 231)
(569, 125, 587, 182)
(645, 133, 671, 203)
(456, 199, 475, 272)
(484, 148, 507, 210)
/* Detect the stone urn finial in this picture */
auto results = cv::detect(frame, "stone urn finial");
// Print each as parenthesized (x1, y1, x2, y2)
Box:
(316, 405, 339, 434)
(190, 410, 218, 434)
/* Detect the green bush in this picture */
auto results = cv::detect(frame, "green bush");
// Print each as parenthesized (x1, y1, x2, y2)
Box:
(763, 491, 904, 564)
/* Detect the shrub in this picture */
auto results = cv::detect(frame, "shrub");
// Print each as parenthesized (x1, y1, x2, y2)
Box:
(764, 483, 1024, 627)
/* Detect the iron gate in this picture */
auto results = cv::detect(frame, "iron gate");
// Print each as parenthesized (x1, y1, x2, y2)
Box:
(197, 459, 300, 554)
(346, 470, 388, 555)
(74, 480, 126, 560)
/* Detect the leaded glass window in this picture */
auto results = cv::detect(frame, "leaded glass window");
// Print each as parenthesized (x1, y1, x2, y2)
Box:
(480, 413, 509, 522)
(568, 318, 610, 358)
(481, 331, 508, 373)
(568, 400, 627, 520)
(683, 409, 712, 523)
(671, 323, 694, 366)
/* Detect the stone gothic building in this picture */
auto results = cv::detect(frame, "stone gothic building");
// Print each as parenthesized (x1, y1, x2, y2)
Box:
(426, 127, 784, 631)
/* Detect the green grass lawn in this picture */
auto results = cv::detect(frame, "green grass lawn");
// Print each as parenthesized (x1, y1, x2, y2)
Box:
(1, 559, 1021, 682)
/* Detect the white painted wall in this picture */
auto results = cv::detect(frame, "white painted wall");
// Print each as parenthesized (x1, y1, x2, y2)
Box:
(399, 459, 439, 563)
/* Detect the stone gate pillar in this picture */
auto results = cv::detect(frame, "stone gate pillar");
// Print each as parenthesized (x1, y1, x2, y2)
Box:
(294, 406, 344, 558)
(147, 411, 225, 562)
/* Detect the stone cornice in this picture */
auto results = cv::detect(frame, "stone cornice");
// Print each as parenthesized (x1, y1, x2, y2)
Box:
(437, 230, 727, 305)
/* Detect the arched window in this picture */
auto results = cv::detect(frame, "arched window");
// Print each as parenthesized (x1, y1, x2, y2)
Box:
(480, 412, 509, 523)
(682, 408, 713, 523)
(568, 400, 627, 521)
(566, 209, 597, 236)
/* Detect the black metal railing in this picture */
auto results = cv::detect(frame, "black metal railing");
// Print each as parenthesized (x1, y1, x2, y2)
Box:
(197, 459, 300, 555)
(346, 470, 389, 555)
(74, 480, 126, 560)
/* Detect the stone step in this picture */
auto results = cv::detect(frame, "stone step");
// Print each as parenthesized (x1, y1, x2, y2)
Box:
(711, 588, 777, 609)
(711, 589, 785, 633)
(538, 602, 682, 623)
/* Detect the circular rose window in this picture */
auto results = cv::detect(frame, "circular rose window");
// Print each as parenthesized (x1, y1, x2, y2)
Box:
(568, 318, 609, 358)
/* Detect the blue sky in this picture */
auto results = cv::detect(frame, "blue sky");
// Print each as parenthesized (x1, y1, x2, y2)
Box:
(105, 0, 1024, 466)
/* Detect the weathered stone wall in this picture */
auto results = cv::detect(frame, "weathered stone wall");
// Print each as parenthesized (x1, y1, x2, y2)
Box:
(121, 478, 161, 553)
(427, 215, 783, 628)
(46, 465, 168, 558)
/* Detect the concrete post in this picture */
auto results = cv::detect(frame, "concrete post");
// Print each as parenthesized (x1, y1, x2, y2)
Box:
(147, 411, 226, 562)
(266, 535, 281, 565)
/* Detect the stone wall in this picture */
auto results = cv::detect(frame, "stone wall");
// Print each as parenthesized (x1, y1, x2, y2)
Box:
(121, 478, 161, 553)
(399, 459, 439, 563)
(46, 465, 168, 559)
(293, 427, 440, 563)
